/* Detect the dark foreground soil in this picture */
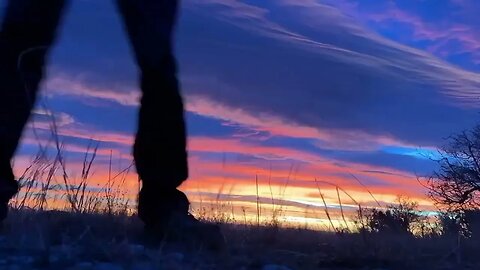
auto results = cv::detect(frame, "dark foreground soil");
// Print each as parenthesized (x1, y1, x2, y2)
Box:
(0, 210, 478, 270)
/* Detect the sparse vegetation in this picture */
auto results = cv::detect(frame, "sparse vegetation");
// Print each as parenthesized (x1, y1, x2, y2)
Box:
(5, 110, 480, 269)
(3, 137, 480, 270)
(427, 124, 480, 211)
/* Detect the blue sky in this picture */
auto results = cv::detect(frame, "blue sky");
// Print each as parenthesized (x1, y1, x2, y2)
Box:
(3, 0, 480, 221)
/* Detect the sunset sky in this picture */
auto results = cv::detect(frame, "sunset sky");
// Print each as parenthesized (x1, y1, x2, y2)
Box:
(4, 0, 480, 227)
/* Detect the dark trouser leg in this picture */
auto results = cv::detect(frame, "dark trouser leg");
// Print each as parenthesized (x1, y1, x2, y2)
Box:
(116, 0, 189, 225)
(0, 0, 67, 214)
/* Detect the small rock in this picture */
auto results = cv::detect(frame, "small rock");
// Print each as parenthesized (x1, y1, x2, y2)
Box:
(262, 264, 292, 270)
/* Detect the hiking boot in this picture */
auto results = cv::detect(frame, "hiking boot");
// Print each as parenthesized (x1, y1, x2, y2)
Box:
(138, 188, 226, 251)
(143, 211, 226, 251)
(0, 161, 18, 223)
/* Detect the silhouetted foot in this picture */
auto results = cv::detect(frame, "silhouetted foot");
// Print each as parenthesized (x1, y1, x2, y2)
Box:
(143, 212, 226, 251)
(0, 162, 18, 224)
(0, 203, 7, 226)
(138, 188, 226, 251)
(0, 180, 18, 223)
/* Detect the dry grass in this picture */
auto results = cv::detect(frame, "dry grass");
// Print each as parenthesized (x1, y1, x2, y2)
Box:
(5, 103, 479, 269)
(6, 141, 478, 268)
(6, 145, 480, 269)
(5, 147, 480, 269)
(1, 208, 480, 269)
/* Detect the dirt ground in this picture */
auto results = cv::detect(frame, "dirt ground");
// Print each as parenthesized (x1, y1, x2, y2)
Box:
(0, 210, 478, 270)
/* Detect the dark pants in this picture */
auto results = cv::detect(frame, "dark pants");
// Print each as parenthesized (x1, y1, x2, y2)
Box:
(0, 0, 189, 222)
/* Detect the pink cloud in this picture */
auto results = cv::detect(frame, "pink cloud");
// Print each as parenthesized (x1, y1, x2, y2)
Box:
(45, 75, 140, 106)
(42, 74, 415, 150)
(187, 95, 411, 151)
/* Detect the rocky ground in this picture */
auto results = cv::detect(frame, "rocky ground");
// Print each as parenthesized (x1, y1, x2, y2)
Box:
(0, 210, 478, 270)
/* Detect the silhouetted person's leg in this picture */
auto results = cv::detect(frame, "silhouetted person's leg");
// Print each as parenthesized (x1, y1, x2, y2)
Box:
(116, 0, 189, 221)
(0, 0, 67, 221)
(116, 0, 224, 248)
